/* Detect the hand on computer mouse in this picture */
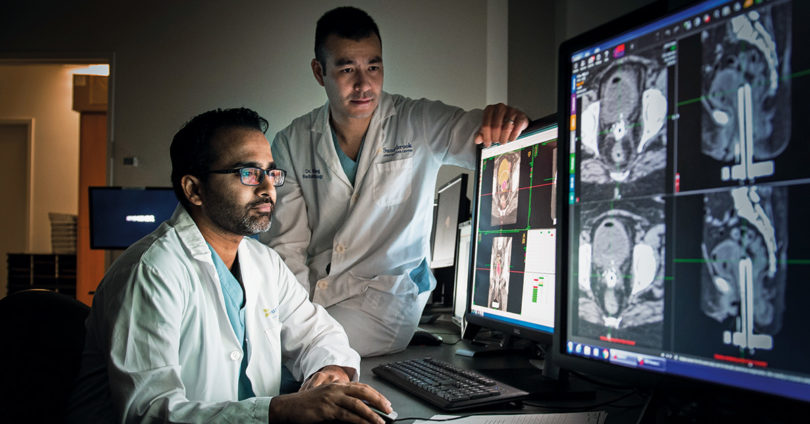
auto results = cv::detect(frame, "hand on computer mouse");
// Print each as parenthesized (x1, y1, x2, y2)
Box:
(268, 381, 392, 424)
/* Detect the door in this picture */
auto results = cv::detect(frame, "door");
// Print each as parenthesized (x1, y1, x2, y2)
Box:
(0, 122, 30, 298)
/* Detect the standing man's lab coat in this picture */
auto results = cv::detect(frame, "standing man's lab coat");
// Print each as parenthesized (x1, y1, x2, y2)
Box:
(264, 92, 483, 356)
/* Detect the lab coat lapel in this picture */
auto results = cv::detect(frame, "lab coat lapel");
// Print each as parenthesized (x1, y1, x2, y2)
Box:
(354, 93, 395, 190)
(313, 102, 352, 190)
(172, 205, 241, 345)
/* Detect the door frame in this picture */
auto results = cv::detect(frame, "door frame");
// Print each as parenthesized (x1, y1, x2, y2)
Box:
(0, 118, 34, 251)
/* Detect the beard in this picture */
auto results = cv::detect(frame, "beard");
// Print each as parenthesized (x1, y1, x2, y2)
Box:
(204, 188, 273, 236)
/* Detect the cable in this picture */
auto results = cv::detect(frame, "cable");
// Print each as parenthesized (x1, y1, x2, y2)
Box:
(392, 415, 470, 422)
(393, 409, 551, 423)
(566, 370, 637, 391)
(523, 388, 642, 411)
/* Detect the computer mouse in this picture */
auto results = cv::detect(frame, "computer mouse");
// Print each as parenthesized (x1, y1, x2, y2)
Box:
(364, 401, 398, 424)
(368, 405, 398, 424)
(409, 329, 443, 346)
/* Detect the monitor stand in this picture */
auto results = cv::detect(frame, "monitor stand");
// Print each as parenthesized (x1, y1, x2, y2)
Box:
(462, 330, 595, 402)
(460, 332, 537, 357)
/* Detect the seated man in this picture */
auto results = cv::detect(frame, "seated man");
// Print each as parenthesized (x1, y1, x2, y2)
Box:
(67, 108, 392, 423)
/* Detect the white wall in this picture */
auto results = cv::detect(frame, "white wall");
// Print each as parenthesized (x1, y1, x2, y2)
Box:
(0, 65, 81, 253)
(0, 0, 659, 223)
(1, 0, 491, 189)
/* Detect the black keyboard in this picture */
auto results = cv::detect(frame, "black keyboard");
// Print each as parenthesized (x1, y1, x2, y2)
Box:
(372, 357, 529, 410)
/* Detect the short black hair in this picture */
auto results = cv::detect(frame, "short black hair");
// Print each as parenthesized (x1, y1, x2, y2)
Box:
(315, 6, 381, 73)
(170, 107, 269, 209)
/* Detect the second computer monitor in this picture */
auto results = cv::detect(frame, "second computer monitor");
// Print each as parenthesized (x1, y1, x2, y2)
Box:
(466, 116, 559, 343)
(431, 174, 470, 269)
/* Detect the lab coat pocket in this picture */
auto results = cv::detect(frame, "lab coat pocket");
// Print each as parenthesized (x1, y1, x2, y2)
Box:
(350, 271, 418, 297)
(373, 158, 413, 207)
(262, 315, 282, 345)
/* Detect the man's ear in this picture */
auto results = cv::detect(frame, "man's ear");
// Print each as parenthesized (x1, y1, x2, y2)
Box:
(181, 175, 204, 207)
(311, 58, 325, 87)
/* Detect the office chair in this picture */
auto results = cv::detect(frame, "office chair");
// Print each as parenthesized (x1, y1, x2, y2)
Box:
(0, 289, 90, 423)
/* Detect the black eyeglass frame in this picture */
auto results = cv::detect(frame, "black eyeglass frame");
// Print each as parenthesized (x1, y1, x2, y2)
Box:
(207, 167, 287, 187)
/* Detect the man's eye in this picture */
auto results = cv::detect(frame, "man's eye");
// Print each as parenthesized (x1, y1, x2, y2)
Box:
(340, 68, 353, 73)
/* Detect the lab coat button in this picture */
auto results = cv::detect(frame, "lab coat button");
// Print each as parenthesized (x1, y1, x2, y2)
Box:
(317, 280, 329, 290)
(230, 350, 242, 361)
(336, 244, 345, 253)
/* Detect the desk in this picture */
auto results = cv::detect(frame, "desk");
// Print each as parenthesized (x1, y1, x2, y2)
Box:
(358, 320, 643, 423)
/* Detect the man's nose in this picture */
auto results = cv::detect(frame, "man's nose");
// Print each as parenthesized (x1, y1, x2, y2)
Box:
(354, 70, 370, 91)
(257, 173, 276, 197)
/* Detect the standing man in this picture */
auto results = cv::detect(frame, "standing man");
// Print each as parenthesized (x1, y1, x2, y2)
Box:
(263, 7, 530, 357)
(67, 108, 392, 423)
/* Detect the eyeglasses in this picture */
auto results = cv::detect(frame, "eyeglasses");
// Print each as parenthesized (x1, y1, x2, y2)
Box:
(207, 167, 287, 187)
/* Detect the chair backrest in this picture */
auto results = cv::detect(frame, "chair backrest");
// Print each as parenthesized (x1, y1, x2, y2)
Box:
(0, 289, 90, 423)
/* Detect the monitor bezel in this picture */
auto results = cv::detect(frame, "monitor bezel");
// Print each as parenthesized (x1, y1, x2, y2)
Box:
(88, 186, 177, 250)
(553, 0, 810, 407)
(464, 114, 559, 346)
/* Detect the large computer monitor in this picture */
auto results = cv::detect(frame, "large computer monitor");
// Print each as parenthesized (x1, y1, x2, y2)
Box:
(465, 116, 559, 346)
(89, 187, 178, 249)
(556, 0, 810, 408)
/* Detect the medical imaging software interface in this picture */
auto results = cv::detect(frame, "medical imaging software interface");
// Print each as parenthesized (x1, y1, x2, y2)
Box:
(565, 0, 810, 400)
(469, 125, 558, 334)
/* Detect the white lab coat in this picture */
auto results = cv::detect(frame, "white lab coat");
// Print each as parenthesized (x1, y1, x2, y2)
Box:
(67, 205, 360, 424)
(263, 92, 482, 353)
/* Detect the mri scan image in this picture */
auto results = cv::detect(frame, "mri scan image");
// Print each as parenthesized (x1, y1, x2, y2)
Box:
(701, 5, 791, 183)
(491, 152, 521, 225)
(577, 199, 665, 346)
(488, 236, 512, 311)
(700, 185, 787, 354)
(579, 53, 668, 201)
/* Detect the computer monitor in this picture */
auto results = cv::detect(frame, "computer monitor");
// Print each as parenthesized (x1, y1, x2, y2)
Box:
(556, 0, 810, 408)
(465, 115, 559, 346)
(429, 174, 470, 307)
(452, 220, 472, 329)
(431, 174, 470, 268)
(89, 187, 178, 249)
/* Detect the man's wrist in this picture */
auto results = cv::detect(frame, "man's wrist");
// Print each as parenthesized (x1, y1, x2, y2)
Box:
(268, 394, 289, 424)
(318, 364, 353, 381)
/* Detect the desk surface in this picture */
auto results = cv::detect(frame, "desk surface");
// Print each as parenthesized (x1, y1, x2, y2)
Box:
(358, 318, 643, 423)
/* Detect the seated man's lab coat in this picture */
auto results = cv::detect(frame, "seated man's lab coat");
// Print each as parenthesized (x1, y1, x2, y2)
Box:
(67, 205, 360, 423)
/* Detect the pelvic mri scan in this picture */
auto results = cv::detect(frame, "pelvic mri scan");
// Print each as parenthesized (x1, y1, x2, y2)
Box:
(491, 152, 521, 226)
(579, 54, 668, 201)
(577, 199, 665, 346)
(700, 6, 791, 182)
(488, 236, 512, 311)
(700, 186, 787, 354)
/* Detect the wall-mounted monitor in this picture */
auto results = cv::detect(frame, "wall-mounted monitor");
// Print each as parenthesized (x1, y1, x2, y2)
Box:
(89, 187, 178, 250)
